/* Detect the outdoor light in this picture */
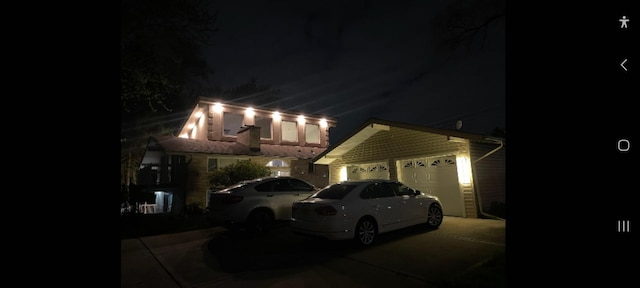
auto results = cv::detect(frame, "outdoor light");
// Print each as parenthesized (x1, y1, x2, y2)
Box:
(320, 118, 328, 128)
(297, 115, 305, 123)
(245, 107, 255, 118)
(456, 155, 472, 185)
(213, 102, 223, 113)
(272, 111, 281, 121)
(339, 166, 348, 182)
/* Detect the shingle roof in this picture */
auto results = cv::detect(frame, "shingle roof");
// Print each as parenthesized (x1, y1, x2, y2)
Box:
(151, 135, 324, 159)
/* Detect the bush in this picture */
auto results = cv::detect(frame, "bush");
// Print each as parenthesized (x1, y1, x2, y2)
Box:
(209, 160, 271, 189)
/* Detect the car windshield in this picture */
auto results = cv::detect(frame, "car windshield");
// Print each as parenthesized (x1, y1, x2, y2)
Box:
(311, 183, 358, 199)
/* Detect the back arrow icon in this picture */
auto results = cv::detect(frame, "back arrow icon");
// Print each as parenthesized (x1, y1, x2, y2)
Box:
(621, 58, 628, 71)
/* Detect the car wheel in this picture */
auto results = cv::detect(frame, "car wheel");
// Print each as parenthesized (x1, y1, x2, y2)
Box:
(248, 209, 274, 234)
(426, 204, 443, 228)
(354, 217, 377, 246)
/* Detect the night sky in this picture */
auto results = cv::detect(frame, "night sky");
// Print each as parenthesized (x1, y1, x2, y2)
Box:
(202, 0, 505, 144)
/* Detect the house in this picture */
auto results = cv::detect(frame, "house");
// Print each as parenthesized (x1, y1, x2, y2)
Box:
(312, 118, 505, 219)
(137, 97, 337, 215)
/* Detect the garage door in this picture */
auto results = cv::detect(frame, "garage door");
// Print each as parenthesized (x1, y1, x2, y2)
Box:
(397, 156, 463, 217)
(348, 162, 390, 180)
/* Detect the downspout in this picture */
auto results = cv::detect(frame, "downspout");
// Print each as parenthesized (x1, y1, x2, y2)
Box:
(471, 137, 505, 220)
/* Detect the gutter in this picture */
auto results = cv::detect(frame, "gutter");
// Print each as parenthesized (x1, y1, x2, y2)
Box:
(471, 137, 505, 221)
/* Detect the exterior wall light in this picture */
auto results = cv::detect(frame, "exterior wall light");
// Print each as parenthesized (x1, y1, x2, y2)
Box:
(339, 166, 348, 182)
(213, 102, 223, 113)
(272, 111, 281, 121)
(456, 155, 472, 185)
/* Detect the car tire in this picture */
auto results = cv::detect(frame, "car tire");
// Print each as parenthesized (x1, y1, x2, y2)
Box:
(354, 217, 377, 246)
(426, 204, 443, 228)
(248, 209, 274, 234)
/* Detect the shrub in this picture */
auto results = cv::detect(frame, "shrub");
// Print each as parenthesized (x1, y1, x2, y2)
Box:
(209, 160, 271, 189)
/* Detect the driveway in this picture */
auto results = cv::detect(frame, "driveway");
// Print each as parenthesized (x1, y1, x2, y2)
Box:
(121, 216, 505, 288)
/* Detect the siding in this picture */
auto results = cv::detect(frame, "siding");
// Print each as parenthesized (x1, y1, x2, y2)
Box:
(184, 153, 210, 209)
(470, 141, 506, 216)
(290, 159, 330, 188)
(341, 127, 467, 163)
(328, 158, 346, 184)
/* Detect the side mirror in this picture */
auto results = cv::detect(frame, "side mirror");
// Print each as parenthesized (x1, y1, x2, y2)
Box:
(414, 190, 422, 196)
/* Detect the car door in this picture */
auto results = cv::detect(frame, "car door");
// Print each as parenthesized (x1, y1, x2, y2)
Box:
(387, 181, 424, 224)
(265, 178, 315, 220)
(360, 182, 400, 230)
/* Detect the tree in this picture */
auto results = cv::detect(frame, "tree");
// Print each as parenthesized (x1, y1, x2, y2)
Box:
(121, 0, 218, 189)
(430, 0, 505, 57)
(121, 0, 218, 122)
(209, 160, 271, 189)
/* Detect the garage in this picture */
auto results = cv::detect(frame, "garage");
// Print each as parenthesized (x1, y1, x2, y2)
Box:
(397, 155, 464, 217)
(347, 162, 390, 180)
(313, 118, 505, 219)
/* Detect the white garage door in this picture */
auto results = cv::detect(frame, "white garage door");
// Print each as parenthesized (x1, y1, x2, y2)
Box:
(397, 156, 464, 217)
(348, 162, 390, 180)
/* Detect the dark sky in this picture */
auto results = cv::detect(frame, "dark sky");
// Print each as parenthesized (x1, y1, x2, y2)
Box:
(203, 0, 505, 144)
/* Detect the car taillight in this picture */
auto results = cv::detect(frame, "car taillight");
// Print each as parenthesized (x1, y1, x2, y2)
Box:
(222, 195, 243, 203)
(315, 205, 337, 216)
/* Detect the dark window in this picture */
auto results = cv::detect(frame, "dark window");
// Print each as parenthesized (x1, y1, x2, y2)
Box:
(255, 116, 273, 139)
(255, 180, 275, 192)
(360, 182, 395, 199)
(207, 158, 218, 172)
(223, 112, 244, 136)
(312, 184, 357, 199)
(288, 179, 314, 191)
(388, 182, 414, 196)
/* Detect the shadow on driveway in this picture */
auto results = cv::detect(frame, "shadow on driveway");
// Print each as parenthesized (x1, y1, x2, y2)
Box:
(206, 221, 441, 273)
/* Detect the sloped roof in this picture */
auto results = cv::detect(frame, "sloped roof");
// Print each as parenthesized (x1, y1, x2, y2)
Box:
(150, 135, 324, 159)
(313, 118, 503, 165)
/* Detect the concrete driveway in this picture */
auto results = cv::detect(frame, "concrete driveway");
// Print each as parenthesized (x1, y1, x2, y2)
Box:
(121, 216, 505, 288)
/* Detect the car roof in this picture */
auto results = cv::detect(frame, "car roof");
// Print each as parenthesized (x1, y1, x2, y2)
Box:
(337, 179, 398, 185)
(241, 176, 307, 184)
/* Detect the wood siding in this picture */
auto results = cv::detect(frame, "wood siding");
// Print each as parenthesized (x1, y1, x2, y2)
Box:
(470, 141, 506, 217)
(341, 127, 467, 163)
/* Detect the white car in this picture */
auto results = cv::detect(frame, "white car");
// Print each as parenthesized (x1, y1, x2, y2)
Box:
(207, 176, 318, 233)
(290, 179, 443, 246)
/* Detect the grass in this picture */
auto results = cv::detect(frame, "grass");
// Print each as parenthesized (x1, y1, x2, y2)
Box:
(121, 213, 212, 239)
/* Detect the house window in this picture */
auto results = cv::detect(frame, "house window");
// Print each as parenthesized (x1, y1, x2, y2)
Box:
(282, 120, 298, 142)
(207, 158, 218, 172)
(305, 123, 320, 144)
(255, 115, 273, 139)
(266, 159, 288, 167)
(223, 112, 244, 136)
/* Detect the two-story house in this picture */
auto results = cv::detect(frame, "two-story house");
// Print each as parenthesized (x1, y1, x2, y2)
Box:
(137, 97, 337, 216)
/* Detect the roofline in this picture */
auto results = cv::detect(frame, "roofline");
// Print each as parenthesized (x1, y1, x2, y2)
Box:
(312, 117, 499, 163)
(196, 96, 338, 123)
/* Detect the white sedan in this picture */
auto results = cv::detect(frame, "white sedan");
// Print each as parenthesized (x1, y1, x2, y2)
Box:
(290, 179, 443, 246)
